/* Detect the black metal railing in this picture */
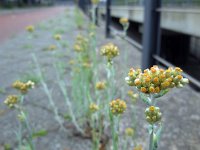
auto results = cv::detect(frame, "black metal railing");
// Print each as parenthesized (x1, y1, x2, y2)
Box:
(112, 0, 200, 7)
(112, 0, 144, 6)
(162, 0, 200, 7)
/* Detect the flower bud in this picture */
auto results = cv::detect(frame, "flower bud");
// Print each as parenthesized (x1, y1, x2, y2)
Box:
(145, 106, 162, 124)
(110, 99, 126, 115)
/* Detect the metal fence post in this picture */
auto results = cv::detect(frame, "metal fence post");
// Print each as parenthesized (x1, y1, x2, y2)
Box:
(142, 0, 161, 69)
(106, 0, 111, 38)
(95, 6, 99, 25)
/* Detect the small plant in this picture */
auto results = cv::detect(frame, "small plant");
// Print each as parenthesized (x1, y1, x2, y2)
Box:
(4, 80, 35, 150)
(125, 65, 189, 150)
(119, 17, 129, 37)
(109, 98, 127, 150)
(100, 43, 119, 65)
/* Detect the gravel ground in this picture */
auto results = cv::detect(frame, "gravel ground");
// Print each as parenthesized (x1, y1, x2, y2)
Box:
(0, 6, 200, 150)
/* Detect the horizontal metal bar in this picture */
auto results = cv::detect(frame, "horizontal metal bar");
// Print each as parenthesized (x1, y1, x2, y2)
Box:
(156, 8, 200, 14)
(153, 55, 200, 88)
(98, 6, 144, 11)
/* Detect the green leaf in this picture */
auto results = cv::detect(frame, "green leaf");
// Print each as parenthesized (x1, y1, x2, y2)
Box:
(153, 89, 169, 98)
(139, 93, 151, 105)
(156, 124, 163, 144)
(153, 133, 158, 150)
(32, 130, 48, 138)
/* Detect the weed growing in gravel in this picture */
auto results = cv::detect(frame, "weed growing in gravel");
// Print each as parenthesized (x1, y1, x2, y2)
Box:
(4, 80, 35, 150)
(125, 65, 189, 150)
(109, 98, 127, 150)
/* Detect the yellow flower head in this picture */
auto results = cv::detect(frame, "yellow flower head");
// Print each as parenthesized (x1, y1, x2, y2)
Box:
(119, 17, 129, 25)
(125, 65, 189, 94)
(82, 62, 92, 68)
(69, 59, 76, 65)
(74, 44, 83, 52)
(12, 80, 34, 94)
(4, 95, 18, 108)
(91, 0, 99, 5)
(26, 25, 35, 32)
(149, 106, 155, 112)
(74, 34, 89, 53)
(47, 44, 57, 51)
(54, 34, 62, 40)
(109, 99, 127, 115)
(145, 106, 162, 124)
(133, 145, 143, 150)
(125, 128, 134, 137)
(95, 81, 106, 90)
(100, 43, 119, 63)
(89, 103, 99, 113)
(127, 90, 134, 97)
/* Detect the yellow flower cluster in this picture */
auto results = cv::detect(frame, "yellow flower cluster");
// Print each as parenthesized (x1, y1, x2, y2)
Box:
(91, 0, 99, 5)
(133, 145, 143, 150)
(69, 59, 76, 65)
(89, 103, 99, 113)
(145, 106, 162, 124)
(26, 25, 35, 32)
(4, 95, 18, 108)
(125, 127, 134, 137)
(82, 62, 92, 68)
(12, 80, 35, 94)
(74, 44, 83, 52)
(119, 17, 129, 25)
(54, 34, 62, 41)
(125, 65, 189, 94)
(48, 44, 57, 51)
(100, 43, 119, 63)
(74, 35, 88, 53)
(95, 81, 106, 90)
(109, 99, 127, 115)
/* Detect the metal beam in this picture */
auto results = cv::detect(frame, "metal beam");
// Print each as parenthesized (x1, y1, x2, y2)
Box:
(105, 0, 111, 38)
(142, 0, 161, 69)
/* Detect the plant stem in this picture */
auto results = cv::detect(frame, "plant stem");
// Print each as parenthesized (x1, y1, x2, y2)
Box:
(54, 64, 84, 134)
(149, 125, 154, 150)
(32, 54, 65, 132)
(91, 114, 100, 150)
(109, 111, 119, 150)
